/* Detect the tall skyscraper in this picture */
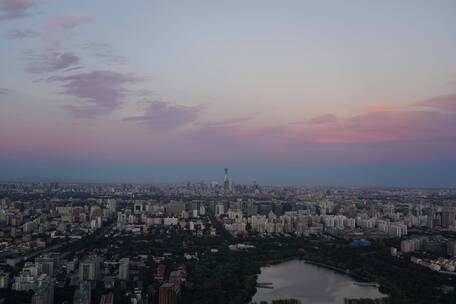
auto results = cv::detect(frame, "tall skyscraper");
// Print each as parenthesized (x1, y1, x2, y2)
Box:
(223, 168, 230, 192)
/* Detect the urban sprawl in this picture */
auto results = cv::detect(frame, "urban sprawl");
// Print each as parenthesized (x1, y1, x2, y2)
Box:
(1, 173, 456, 304)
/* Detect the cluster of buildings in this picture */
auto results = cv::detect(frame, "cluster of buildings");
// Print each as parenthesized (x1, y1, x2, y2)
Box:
(0, 196, 117, 262)
(218, 199, 413, 238)
(395, 237, 456, 275)
(0, 180, 456, 303)
(0, 182, 223, 304)
(158, 268, 187, 304)
(115, 200, 209, 236)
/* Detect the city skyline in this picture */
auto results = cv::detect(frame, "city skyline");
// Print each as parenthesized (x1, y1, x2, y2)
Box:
(1, 0, 456, 186)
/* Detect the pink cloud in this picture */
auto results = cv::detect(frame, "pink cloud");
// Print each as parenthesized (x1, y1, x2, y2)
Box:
(41, 15, 95, 49)
(290, 108, 456, 144)
(43, 15, 95, 31)
(0, 0, 34, 20)
(415, 94, 456, 112)
(127, 96, 456, 162)
(125, 101, 205, 130)
(2, 92, 456, 164)
(366, 103, 393, 112)
(5, 15, 94, 46)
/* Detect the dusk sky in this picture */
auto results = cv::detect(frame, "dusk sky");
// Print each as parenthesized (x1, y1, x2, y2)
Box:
(1, 0, 456, 186)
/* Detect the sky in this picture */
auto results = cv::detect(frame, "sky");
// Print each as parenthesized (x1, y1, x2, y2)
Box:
(0, 0, 456, 187)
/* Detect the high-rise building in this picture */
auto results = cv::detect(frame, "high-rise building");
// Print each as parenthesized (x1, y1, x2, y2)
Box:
(73, 281, 91, 304)
(215, 204, 225, 216)
(36, 255, 59, 278)
(447, 241, 456, 257)
(107, 199, 117, 214)
(442, 208, 455, 228)
(79, 256, 101, 281)
(223, 168, 230, 192)
(118, 258, 129, 280)
(199, 205, 205, 216)
(134, 202, 143, 214)
(0, 272, 9, 289)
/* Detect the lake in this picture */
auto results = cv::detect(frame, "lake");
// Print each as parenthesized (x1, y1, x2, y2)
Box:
(252, 260, 387, 304)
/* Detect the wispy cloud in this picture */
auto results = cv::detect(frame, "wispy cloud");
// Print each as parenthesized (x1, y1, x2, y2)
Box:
(41, 15, 95, 49)
(24, 51, 80, 73)
(366, 103, 394, 112)
(0, 0, 35, 20)
(304, 114, 338, 125)
(43, 15, 95, 32)
(82, 42, 126, 65)
(201, 116, 253, 127)
(0, 88, 9, 94)
(49, 70, 140, 117)
(414, 94, 456, 112)
(6, 28, 38, 39)
(8, 15, 96, 74)
(125, 101, 205, 130)
(5, 15, 94, 47)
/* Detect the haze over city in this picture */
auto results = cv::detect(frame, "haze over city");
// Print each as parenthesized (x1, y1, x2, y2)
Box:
(1, 0, 456, 186)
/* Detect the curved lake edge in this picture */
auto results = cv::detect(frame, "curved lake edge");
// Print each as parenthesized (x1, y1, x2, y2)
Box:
(252, 258, 391, 304)
(260, 256, 375, 284)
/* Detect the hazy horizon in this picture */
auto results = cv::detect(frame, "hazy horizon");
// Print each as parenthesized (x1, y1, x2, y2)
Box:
(1, 159, 455, 188)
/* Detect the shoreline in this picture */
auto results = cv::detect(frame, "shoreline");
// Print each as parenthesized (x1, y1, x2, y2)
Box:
(252, 257, 390, 303)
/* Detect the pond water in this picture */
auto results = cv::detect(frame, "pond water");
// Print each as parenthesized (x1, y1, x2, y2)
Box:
(252, 260, 387, 304)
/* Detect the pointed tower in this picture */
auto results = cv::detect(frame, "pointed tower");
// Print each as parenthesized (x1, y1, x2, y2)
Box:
(223, 168, 230, 192)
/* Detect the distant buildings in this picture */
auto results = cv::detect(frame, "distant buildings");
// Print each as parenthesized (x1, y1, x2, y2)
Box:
(2, 182, 456, 303)
(12, 263, 53, 292)
(401, 239, 422, 253)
